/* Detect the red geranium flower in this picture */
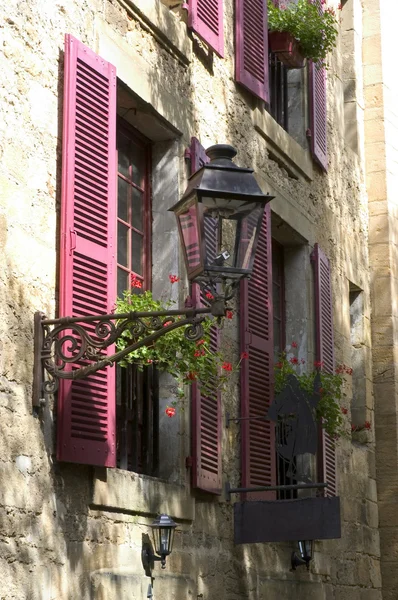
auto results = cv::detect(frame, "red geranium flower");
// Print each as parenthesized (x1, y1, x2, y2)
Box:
(341, 407, 348, 415)
(226, 310, 233, 319)
(163, 321, 173, 327)
(165, 406, 176, 418)
(275, 362, 283, 369)
(130, 275, 143, 288)
(222, 362, 233, 372)
(290, 357, 298, 365)
(187, 372, 197, 380)
(291, 341, 298, 348)
(314, 361, 324, 368)
(205, 292, 214, 300)
(240, 352, 249, 360)
(364, 421, 371, 429)
(196, 339, 205, 346)
(169, 274, 180, 284)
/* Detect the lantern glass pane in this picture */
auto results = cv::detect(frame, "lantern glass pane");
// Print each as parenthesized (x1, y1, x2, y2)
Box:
(159, 528, 170, 554)
(235, 204, 264, 271)
(178, 201, 201, 276)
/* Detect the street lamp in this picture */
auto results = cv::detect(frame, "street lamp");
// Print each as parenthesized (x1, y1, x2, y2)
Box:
(291, 539, 314, 570)
(33, 145, 274, 405)
(170, 144, 273, 299)
(142, 514, 177, 571)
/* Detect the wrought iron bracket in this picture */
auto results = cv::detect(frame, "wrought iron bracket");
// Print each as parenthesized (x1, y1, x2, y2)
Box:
(225, 411, 269, 428)
(225, 481, 328, 501)
(33, 303, 219, 408)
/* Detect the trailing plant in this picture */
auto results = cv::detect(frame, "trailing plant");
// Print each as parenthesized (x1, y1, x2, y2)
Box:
(267, 0, 340, 65)
(115, 276, 244, 415)
(274, 344, 351, 439)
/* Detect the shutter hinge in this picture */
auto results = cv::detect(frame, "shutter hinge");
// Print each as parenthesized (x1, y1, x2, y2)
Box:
(184, 147, 191, 162)
(185, 456, 193, 468)
(306, 128, 312, 138)
(185, 295, 194, 308)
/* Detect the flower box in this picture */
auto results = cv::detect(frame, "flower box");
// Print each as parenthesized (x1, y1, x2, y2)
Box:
(269, 31, 305, 69)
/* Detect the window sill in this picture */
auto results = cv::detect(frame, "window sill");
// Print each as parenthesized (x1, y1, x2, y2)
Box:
(92, 468, 195, 521)
(253, 106, 314, 181)
(117, 0, 192, 66)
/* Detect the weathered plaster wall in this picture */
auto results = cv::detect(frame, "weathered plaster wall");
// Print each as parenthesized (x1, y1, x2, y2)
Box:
(0, 0, 382, 598)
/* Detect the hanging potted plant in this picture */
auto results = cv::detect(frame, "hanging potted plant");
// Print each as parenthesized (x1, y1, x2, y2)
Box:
(274, 343, 351, 440)
(267, 0, 340, 69)
(115, 276, 245, 416)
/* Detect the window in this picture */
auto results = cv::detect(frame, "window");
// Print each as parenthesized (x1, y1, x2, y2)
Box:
(272, 240, 297, 500)
(269, 53, 308, 148)
(116, 122, 158, 475)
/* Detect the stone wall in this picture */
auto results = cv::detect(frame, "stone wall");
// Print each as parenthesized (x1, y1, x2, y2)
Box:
(0, 0, 384, 598)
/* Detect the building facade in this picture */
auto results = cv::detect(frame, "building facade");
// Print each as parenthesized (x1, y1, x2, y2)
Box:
(0, 0, 397, 598)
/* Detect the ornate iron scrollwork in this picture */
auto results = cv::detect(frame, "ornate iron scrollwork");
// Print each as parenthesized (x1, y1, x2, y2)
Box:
(33, 306, 213, 407)
(267, 372, 321, 483)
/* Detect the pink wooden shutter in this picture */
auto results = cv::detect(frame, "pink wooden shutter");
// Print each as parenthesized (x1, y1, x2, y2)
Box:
(189, 138, 221, 494)
(57, 34, 117, 467)
(240, 205, 276, 500)
(191, 284, 222, 494)
(235, 0, 269, 102)
(188, 0, 224, 58)
(308, 0, 327, 171)
(311, 244, 337, 496)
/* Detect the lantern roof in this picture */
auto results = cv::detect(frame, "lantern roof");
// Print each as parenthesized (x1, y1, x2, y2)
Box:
(170, 144, 274, 214)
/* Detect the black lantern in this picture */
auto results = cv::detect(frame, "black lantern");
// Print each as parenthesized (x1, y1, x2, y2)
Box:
(291, 539, 314, 570)
(170, 145, 274, 285)
(142, 514, 177, 571)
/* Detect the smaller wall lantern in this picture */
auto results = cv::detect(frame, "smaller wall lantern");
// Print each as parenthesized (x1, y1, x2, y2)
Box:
(291, 539, 314, 571)
(142, 514, 177, 571)
(170, 145, 274, 285)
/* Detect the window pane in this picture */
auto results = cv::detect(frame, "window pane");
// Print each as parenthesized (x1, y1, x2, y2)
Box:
(118, 177, 129, 222)
(117, 267, 129, 297)
(132, 231, 143, 275)
(131, 142, 145, 188)
(132, 187, 143, 231)
(118, 222, 129, 267)
(118, 138, 130, 179)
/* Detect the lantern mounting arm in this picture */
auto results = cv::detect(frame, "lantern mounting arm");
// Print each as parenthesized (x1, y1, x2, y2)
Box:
(33, 302, 223, 408)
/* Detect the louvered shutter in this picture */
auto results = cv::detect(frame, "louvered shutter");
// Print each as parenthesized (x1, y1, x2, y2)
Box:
(190, 137, 210, 173)
(235, 0, 269, 102)
(189, 138, 221, 494)
(308, 0, 327, 171)
(57, 34, 117, 467)
(188, 0, 224, 58)
(240, 205, 276, 500)
(311, 244, 337, 496)
(191, 285, 222, 493)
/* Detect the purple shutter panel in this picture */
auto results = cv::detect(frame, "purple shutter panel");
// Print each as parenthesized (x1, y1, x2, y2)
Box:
(235, 0, 269, 102)
(311, 244, 337, 496)
(190, 138, 221, 494)
(309, 0, 327, 171)
(191, 284, 222, 494)
(240, 205, 276, 500)
(57, 34, 117, 467)
(190, 136, 210, 173)
(188, 0, 224, 58)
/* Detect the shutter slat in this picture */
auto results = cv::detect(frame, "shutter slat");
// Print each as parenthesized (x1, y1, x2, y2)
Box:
(188, 0, 224, 58)
(240, 205, 276, 500)
(311, 243, 337, 496)
(57, 34, 117, 468)
(236, 0, 269, 102)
